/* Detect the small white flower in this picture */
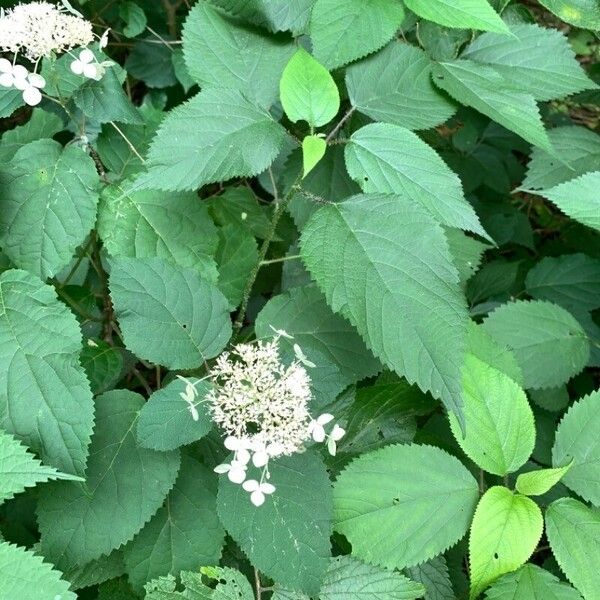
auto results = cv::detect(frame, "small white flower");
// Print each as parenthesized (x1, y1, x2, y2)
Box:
(308, 414, 334, 443)
(99, 28, 110, 49)
(293, 343, 316, 368)
(251, 442, 269, 468)
(243, 479, 276, 507)
(268, 325, 293, 339)
(214, 459, 247, 484)
(70, 48, 98, 78)
(21, 72, 45, 106)
(330, 424, 345, 441)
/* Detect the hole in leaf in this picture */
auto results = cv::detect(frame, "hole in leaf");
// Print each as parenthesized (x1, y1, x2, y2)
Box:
(494, 553, 499, 559)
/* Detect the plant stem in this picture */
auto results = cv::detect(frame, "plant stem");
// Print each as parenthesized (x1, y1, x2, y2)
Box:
(326, 106, 355, 142)
(254, 569, 262, 600)
(260, 254, 301, 266)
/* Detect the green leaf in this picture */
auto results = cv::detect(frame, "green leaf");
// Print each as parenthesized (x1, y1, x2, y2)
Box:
(0, 429, 83, 503)
(98, 183, 219, 274)
(37, 390, 181, 571)
(81, 339, 124, 396)
(0, 87, 24, 118)
(209, 187, 272, 239)
(446, 229, 489, 286)
(137, 89, 288, 191)
(217, 450, 332, 595)
(0, 541, 76, 600)
(280, 47, 340, 127)
(125, 39, 178, 89)
(346, 41, 456, 131)
(334, 444, 479, 570)
(255, 285, 381, 386)
(537, 0, 600, 29)
(407, 556, 456, 600)
(301, 193, 469, 421)
(124, 455, 224, 591)
(120, 1, 147, 37)
(515, 464, 572, 497)
(553, 390, 600, 506)
(302, 135, 327, 177)
(469, 487, 543, 599)
(481, 300, 589, 389)
(0, 269, 94, 476)
(404, 0, 509, 33)
(344, 123, 489, 237)
(136, 377, 213, 451)
(109, 257, 232, 369)
(0, 139, 99, 279)
(546, 498, 600, 599)
(484, 564, 583, 600)
(64, 549, 126, 591)
(531, 171, 600, 232)
(182, 2, 294, 108)
(462, 23, 597, 101)
(309, 0, 405, 69)
(432, 61, 552, 152)
(521, 126, 600, 191)
(449, 355, 535, 476)
(320, 556, 425, 600)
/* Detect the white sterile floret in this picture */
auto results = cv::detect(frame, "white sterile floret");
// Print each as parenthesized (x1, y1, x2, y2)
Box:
(70, 48, 98, 79)
(242, 479, 276, 507)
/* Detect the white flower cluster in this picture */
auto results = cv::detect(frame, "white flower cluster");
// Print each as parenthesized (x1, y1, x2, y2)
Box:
(0, 59, 45, 105)
(208, 334, 344, 506)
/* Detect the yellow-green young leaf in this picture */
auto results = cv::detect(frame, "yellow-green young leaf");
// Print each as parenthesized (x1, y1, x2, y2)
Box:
(469, 487, 543, 599)
(404, 0, 509, 33)
(515, 464, 572, 497)
(280, 48, 340, 127)
(538, 0, 600, 29)
(449, 355, 535, 476)
(546, 498, 600, 599)
(553, 390, 600, 506)
(302, 135, 327, 177)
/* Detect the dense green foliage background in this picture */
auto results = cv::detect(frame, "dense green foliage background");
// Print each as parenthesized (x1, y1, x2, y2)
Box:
(0, 0, 599, 598)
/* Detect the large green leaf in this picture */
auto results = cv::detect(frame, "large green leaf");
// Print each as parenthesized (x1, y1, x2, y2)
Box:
(334, 444, 479, 569)
(0, 139, 99, 279)
(449, 355, 535, 476)
(37, 390, 181, 571)
(280, 47, 340, 127)
(532, 172, 600, 232)
(0, 269, 94, 476)
(217, 450, 332, 595)
(469, 487, 543, 599)
(537, 0, 600, 29)
(546, 498, 600, 599)
(484, 564, 583, 600)
(463, 24, 596, 101)
(137, 89, 288, 192)
(345, 42, 456, 131)
(0, 541, 76, 600)
(344, 123, 488, 237)
(432, 61, 552, 152)
(109, 257, 231, 369)
(553, 390, 600, 506)
(182, 2, 294, 108)
(301, 193, 469, 421)
(309, 0, 405, 69)
(404, 0, 508, 33)
(481, 300, 589, 389)
(123, 455, 224, 591)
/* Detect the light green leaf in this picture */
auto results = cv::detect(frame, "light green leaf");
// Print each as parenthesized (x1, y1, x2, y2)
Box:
(404, 0, 509, 33)
(449, 355, 535, 476)
(301, 193, 469, 421)
(553, 390, 600, 506)
(469, 487, 543, 599)
(0, 269, 94, 476)
(532, 172, 600, 232)
(463, 23, 597, 101)
(0, 429, 83, 504)
(537, 0, 600, 29)
(345, 42, 456, 131)
(182, 2, 294, 108)
(136, 377, 213, 451)
(407, 556, 455, 600)
(481, 300, 589, 389)
(137, 89, 288, 191)
(546, 498, 600, 599)
(334, 444, 479, 569)
(484, 564, 583, 600)
(515, 465, 572, 497)
(309, 0, 405, 69)
(109, 257, 232, 370)
(0, 541, 76, 600)
(217, 450, 332, 595)
(320, 556, 425, 600)
(302, 135, 327, 177)
(432, 60, 552, 152)
(255, 285, 381, 386)
(0, 139, 99, 279)
(280, 48, 340, 127)
(37, 390, 181, 571)
(345, 123, 489, 237)
(124, 455, 224, 591)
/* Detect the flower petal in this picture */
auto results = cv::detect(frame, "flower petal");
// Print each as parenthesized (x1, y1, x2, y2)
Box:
(70, 60, 84, 75)
(83, 62, 98, 79)
(317, 413, 334, 425)
(311, 423, 326, 443)
(260, 482, 276, 495)
(250, 490, 265, 507)
(0, 58, 12, 73)
(28, 73, 46, 89)
(214, 463, 231, 474)
(252, 450, 269, 468)
(0, 73, 14, 88)
(228, 466, 247, 484)
(224, 436, 240, 451)
(242, 479, 259, 492)
(331, 424, 345, 441)
(80, 48, 95, 64)
(22, 86, 42, 106)
(236, 448, 251, 465)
